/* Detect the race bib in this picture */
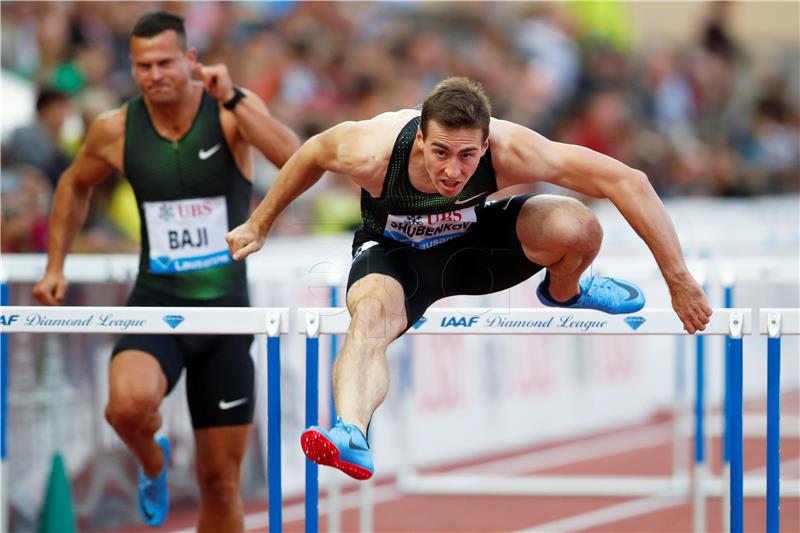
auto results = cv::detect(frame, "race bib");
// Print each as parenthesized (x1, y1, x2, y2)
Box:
(143, 196, 231, 274)
(383, 207, 477, 249)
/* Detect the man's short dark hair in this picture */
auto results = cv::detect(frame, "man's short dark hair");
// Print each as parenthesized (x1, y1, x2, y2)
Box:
(130, 11, 187, 49)
(420, 77, 492, 141)
(35, 88, 69, 113)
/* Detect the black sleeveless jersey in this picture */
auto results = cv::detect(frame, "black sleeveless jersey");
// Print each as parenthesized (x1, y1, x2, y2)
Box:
(359, 116, 498, 249)
(123, 91, 250, 299)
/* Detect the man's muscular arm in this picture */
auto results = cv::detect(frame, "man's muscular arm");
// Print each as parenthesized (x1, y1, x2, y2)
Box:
(226, 120, 382, 260)
(32, 111, 121, 305)
(492, 119, 712, 333)
(194, 62, 300, 167)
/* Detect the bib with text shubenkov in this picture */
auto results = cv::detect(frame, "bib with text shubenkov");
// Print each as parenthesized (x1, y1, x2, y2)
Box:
(383, 206, 478, 249)
(143, 196, 230, 274)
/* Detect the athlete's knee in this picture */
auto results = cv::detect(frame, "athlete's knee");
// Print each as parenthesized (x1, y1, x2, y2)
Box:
(105, 388, 161, 433)
(542, 197, 602, 251)
(567, 203, 603, 251)
(197, 467, 241, 507)
(350, 296, 405, 341)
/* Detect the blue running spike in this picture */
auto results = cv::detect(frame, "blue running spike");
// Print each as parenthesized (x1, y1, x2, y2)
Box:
(537, 275, 645, 314)
(301, 417, 373, 480)
(137, 437, 170, 526)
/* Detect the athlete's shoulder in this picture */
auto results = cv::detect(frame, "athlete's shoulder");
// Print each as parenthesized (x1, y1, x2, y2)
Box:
(83, 105, 126, 154)
(89, 106, 127, 143)
(368, 108, 420, 123)
(327, 109, 416, 152)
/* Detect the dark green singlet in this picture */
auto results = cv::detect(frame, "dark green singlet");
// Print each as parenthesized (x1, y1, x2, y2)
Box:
(124, 91, 250, 299)
(359, 116, 499, 248)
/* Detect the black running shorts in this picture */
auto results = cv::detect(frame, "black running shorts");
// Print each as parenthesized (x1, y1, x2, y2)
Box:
(347, 194, 544, 331)
(112, 283, 255, 428)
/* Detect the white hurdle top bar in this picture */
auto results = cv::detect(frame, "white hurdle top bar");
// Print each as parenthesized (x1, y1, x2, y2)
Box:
(759, 309, 800, 336)
(298, 308, 750, 336)
(0, 307, 290, 335)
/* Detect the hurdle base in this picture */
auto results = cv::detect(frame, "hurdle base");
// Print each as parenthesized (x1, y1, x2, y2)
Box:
(397, 473, 690, 497)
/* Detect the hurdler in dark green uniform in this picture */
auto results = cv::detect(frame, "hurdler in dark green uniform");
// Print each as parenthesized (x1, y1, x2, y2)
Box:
(360, 116, 499, 248)
(113, 90, 256, 429)
(124, 91, 250, 299)
(350, 116, 543, 329)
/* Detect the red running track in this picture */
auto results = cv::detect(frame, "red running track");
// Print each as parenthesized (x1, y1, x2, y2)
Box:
(107, 396, 799, 533)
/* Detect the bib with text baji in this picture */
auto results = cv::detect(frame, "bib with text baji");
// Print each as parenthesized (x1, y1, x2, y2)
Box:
(383, 207, 477, 250)
(143, 196, 231, 274)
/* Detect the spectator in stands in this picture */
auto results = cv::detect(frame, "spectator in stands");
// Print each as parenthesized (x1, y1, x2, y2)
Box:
(6, 87, 73, 187)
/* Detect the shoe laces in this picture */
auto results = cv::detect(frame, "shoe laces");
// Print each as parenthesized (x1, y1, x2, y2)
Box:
(582, 276, 620, 307)
(336, 417, 367, 441)
(140, 470, 162, 500)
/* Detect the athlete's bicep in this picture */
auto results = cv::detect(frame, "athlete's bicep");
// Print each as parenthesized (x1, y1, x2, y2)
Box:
(491, 121, 561, 188)
(64, 117, 120, 189)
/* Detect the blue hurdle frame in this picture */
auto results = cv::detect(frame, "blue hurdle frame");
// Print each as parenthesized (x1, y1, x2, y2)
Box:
(267, 333, 283, 533)
(765, 311, 783, 533)
(1, 282, 7, 532)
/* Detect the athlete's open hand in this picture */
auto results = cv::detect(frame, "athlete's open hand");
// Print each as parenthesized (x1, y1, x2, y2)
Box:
(192, 62, 236, 104)
(226, 221, 266, 261)
(32, 270, 68, 306)
(668, 274, 713, 334)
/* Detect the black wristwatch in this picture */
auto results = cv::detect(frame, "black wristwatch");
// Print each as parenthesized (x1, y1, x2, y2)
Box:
(223, 86, 246, 111)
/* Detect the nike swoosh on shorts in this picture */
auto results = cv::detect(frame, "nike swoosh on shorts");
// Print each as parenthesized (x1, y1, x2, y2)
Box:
(218, 397, 248, 410)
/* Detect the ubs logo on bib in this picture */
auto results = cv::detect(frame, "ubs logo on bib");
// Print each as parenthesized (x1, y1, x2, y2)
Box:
(144, 196, 231, 274)
(384, 207, 477, 249)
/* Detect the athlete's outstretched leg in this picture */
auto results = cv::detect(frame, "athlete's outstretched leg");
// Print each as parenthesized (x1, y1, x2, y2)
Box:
(335, 273, 407, 432)
(301, 273, 406, 479)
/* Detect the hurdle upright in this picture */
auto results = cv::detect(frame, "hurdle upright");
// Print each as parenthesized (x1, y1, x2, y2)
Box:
(760, 308, 800, 533)
(297, 307, 751, 533)
(0, 305, 290, 533)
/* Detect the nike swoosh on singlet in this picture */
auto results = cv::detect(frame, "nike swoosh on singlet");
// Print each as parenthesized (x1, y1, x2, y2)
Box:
(453, 191, 489, 205)
(610, 279, 641, 301)
(198, 143, 222, 160)
(218, 397, 248, 410)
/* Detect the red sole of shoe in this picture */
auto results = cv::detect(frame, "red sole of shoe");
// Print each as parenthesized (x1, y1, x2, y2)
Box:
(300, 429, 373, 480)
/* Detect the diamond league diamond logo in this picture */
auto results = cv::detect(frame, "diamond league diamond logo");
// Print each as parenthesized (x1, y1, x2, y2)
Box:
(412, 316, 427, 329)
(624, 316, 646, 330)
(163, 315, 185, 329)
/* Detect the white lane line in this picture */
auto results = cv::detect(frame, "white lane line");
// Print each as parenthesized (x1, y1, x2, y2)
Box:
(172, 420, 675, 532)
(247, 485, 400, 531)
(455, 422, 673, 476)
(514, 458, 800, 533)
(514, 494, 685, 533)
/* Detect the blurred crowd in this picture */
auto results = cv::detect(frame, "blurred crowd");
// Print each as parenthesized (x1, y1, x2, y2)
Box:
(2, 1, 799, 253)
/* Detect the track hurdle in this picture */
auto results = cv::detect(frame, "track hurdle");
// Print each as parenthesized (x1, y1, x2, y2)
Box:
(761, 308, 800, 533)
(297, 307, 751, 533)
(0, 306, 289, 533)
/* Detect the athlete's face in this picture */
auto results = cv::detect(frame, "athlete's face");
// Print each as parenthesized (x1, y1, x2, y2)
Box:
(130, 30, 196, 105)
(416, 120, 489, 197)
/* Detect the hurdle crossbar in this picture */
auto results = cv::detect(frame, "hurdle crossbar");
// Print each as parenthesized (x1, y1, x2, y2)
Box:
(299, 307, 748, 336)
(0, 305, 289, 533)
(297, 307, 751, 533)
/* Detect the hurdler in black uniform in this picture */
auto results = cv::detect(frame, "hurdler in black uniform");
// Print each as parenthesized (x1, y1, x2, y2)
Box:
(113, 92, 254, 428)
(349, 116, 544, 329)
